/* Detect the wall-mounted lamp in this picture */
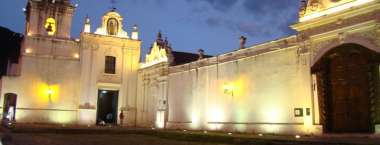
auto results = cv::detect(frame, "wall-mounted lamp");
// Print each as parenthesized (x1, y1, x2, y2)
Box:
(25, 48, 32, 54)
(47, 88, 53, 103)
(73, 53, 80, 59)
(223, 83, 235, 97)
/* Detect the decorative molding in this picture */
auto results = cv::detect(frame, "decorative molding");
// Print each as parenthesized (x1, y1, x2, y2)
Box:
(302, 10, 379, 37)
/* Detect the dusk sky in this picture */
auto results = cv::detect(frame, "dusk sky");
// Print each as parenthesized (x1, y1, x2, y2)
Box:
(0, 0, 300, 56)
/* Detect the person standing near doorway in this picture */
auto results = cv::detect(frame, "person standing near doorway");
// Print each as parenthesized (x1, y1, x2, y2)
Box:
(119, 110, 124, 126)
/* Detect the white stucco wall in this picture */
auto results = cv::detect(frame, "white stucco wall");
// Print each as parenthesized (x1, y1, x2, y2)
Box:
(1, 50, 81, 124)
(136, 63, 169, 128)
(78, 34, 141, 126)
(167, 47, 321, 135)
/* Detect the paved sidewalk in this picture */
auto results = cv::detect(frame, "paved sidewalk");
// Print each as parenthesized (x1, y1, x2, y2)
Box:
(1, 124, 379, 145)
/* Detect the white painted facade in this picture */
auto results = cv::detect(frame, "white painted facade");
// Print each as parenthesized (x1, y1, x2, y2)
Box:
(1, 0, 141, 126)
(138, 0, 380, 135)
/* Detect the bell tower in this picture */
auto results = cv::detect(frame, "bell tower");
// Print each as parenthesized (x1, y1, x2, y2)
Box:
(25, 0, 75, 39)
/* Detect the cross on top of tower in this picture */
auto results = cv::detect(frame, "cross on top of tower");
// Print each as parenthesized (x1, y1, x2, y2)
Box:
(110, 0, 117, 10)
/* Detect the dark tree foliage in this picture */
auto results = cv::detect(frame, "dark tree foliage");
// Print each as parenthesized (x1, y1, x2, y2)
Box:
(0, 26, 23, 78)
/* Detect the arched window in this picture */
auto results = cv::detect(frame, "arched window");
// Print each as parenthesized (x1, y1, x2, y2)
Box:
(107, 18, 118, 36)
(105, 56, 116, 74)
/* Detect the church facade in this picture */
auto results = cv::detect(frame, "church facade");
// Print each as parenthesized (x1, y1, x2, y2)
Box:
(1, 0, 141, 126)
(1, 0, 380, 135)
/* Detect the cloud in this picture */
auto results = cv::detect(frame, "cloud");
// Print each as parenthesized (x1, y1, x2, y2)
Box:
(204, 0, 238, 11)
(242, 1, 300, 37)
(243, 1, 295, 15)
(205, 17, 222, 27)
(186, 0, 238, 11)
(187, 0, 300, 39)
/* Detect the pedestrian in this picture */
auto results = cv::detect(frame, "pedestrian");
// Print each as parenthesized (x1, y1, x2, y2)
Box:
(119, 110, 124, 126)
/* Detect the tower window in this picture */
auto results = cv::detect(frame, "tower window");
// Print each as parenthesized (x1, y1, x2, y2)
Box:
(45, 18, 56, 36)
(105, 56, 116, 74)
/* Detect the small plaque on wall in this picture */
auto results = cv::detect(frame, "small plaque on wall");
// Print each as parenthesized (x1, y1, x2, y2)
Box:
(306, 108, 311, 116)
(294, 108, 303, 117)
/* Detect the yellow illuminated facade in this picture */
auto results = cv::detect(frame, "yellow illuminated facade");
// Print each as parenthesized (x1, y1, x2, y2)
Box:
(1, 0, 380, 136)
(1, 0, 140, 126)
(141, 42, 169, 68)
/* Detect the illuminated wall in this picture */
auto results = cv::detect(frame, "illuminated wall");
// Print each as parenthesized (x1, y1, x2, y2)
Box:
(0, 10, 142, 126)
(1, 37, 80, 124)
(1, 0, 379, 133)
(165, 0, 380, 135)
(136, 62, 169, 128)
(167, 47, 319, 134)
(78, 11, 141, 126)
(78, 33, 141, 126)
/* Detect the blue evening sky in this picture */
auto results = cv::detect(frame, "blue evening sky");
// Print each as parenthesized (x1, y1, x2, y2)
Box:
(0, 0, 300, 56)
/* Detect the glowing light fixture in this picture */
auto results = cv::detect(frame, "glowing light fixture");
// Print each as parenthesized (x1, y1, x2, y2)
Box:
(47, 88, 53, 103)
(295, 135, 301, 139)
(25, 48, 32, 54)
(47, 88, 53, 95)
(73, 53, 80, 59)
(300, 0, 374, 22)
(258, 133, 263, 137)
(223, 83, 235, 96)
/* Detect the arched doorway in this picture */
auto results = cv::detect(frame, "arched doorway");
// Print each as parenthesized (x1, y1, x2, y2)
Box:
(312, 44, 380, 133)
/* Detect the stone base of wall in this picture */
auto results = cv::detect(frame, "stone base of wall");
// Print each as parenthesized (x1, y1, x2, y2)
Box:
(15, 109, 77, 125)
(77, 109, 96, 125)
(166, 122, 323, 135)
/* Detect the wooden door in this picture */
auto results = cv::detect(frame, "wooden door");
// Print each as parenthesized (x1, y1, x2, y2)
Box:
(328, 49, 371, 133)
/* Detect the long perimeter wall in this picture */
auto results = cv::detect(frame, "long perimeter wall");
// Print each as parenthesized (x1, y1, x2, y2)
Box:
(166, 43, 321, 135)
